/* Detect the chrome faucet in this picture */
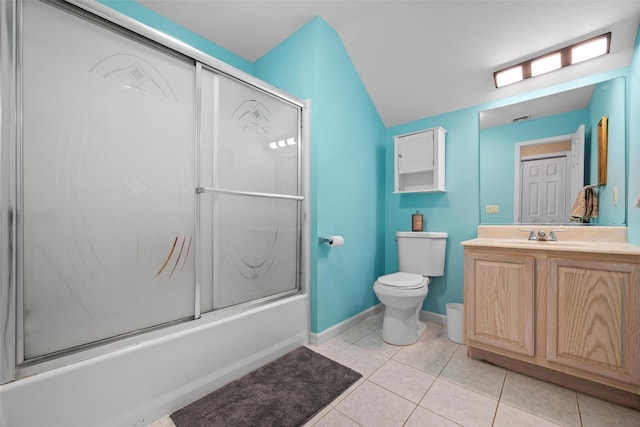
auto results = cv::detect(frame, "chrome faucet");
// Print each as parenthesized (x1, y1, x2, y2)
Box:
(529, 230, 564, 242)
(520, 228, 565, 241)
(547, 230, 566, 241)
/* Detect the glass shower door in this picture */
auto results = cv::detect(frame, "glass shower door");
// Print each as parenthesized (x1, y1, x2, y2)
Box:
(21, 1, 196, 360)
(198, 68, 302, 312)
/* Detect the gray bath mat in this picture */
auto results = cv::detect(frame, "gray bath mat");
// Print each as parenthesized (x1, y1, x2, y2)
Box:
(170, 346, 362, 427)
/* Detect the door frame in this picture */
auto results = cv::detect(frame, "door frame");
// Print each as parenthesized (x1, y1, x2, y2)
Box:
(513, 125, 584, 223)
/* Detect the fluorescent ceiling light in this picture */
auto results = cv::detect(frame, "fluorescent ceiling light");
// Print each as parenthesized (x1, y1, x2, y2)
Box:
(495, 65, 523, 87)
(494, 32, 610, 88)
(572, 36, 609, 64)
(531, 52, 561, 76)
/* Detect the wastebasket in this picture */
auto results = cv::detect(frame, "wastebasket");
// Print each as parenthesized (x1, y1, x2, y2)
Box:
(446, 303, 464, 344)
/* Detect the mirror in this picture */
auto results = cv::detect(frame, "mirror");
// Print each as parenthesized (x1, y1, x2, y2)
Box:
(479, 77, 626, 225)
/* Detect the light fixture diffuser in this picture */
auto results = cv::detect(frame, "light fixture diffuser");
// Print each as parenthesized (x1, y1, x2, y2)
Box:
(531, 52, 561, 76)
(495, 65, 523, 87)
(494, 32, 611, 88)
(572, 36, 609, 64)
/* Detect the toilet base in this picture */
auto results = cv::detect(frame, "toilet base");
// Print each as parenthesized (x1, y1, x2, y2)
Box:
(381, 306, 427, 345)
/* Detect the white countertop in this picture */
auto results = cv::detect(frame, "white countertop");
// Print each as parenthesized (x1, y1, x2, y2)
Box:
(462, 225, 640, 255)
(461, 237, 640, 255)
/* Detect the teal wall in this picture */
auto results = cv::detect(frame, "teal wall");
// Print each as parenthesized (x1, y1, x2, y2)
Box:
(385, 66, 631, 315)
(588, 78, 627, 224)
(253, 18, 386, 333)
(385, 109, 480, 314)
(479, 109, 588, 224)
(101, 1, 640, 330)
(629, 22, 640, 245)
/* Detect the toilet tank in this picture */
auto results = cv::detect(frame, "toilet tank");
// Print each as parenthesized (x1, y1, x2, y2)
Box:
(396, 231, 448, 276)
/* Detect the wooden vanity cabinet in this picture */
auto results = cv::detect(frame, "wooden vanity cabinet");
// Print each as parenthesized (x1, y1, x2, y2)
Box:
(464, 246, 640, 409)
(547, 258, 639, 385)
(464, 251, 535, 357)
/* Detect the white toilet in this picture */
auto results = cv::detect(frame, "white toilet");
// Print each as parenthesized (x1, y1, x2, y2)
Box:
(373, 231, 448, 345)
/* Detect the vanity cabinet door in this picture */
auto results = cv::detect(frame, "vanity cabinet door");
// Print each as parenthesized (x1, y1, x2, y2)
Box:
(465, 250, 536, 357)
(547, 258, 640, 385)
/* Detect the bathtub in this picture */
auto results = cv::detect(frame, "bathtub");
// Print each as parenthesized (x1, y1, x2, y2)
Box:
(0, 293, 309, 427)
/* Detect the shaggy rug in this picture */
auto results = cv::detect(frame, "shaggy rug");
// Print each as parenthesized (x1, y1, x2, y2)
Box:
(170, 346, 362, 427)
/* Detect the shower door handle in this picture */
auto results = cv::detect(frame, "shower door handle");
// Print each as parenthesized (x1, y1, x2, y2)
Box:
(196, 186, 304, 201)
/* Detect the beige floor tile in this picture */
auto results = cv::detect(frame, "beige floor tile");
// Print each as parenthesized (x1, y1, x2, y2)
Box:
(404, 406, 461, 426)
(328, 377, 366, 407)
(493, 402, 563, 427)
(418, 322, 458, 348)
(336, 380, 416, 427)
(421, 321, 447, 335)
(339, 314, 383, 344)
(439, 345, 506, 399)
(355, 330, 403, 358)
(330, 344, 388, 378)
(310, 335, 354, 357)
(145, 415, 176, 427)
(578, 392, 640, 427)
(309, 409, 361, 427)
(160, 417, 176, 427)
(420, 378, 498, 426)
(392, 338, 456, 376)
(501, 371, 580, 427)
(369, 359, 437, 403)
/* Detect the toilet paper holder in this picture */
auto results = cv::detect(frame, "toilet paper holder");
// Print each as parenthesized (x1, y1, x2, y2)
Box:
(318, 235, 344, 246)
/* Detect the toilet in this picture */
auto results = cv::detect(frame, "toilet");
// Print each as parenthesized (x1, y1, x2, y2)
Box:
(373, 231, 448, 345)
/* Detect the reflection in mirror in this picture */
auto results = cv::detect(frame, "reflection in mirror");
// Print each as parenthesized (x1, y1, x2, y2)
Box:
(479, 77, 626, 225)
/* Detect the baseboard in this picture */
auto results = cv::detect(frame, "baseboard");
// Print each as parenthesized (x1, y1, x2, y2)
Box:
(310, 305, 449, 345)
(309, 304, 384, 346)
(421, 309, 447, 325)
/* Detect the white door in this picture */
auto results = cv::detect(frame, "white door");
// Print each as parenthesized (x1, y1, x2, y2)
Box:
(521, 156, 567, 223)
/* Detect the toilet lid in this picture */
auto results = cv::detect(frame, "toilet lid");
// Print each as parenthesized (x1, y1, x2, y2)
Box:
(378, 272, 425, 289)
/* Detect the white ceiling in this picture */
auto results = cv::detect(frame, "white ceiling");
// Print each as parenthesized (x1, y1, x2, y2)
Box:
(137, 0, 640, 127)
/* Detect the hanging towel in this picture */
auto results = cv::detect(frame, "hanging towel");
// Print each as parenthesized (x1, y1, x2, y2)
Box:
(570, 187, 598, 223)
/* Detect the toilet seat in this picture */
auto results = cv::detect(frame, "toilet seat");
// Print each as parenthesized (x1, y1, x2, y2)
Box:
(377, 272, 425, 289)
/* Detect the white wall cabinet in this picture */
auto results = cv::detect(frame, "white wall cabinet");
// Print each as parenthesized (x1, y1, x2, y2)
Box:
(394, 127, 446, 193)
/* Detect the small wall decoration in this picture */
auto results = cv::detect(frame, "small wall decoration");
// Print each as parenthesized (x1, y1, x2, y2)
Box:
(597, 116, 608, 186)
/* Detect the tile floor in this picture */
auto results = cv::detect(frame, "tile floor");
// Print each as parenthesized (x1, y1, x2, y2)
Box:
(149, 314, 639, 427)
